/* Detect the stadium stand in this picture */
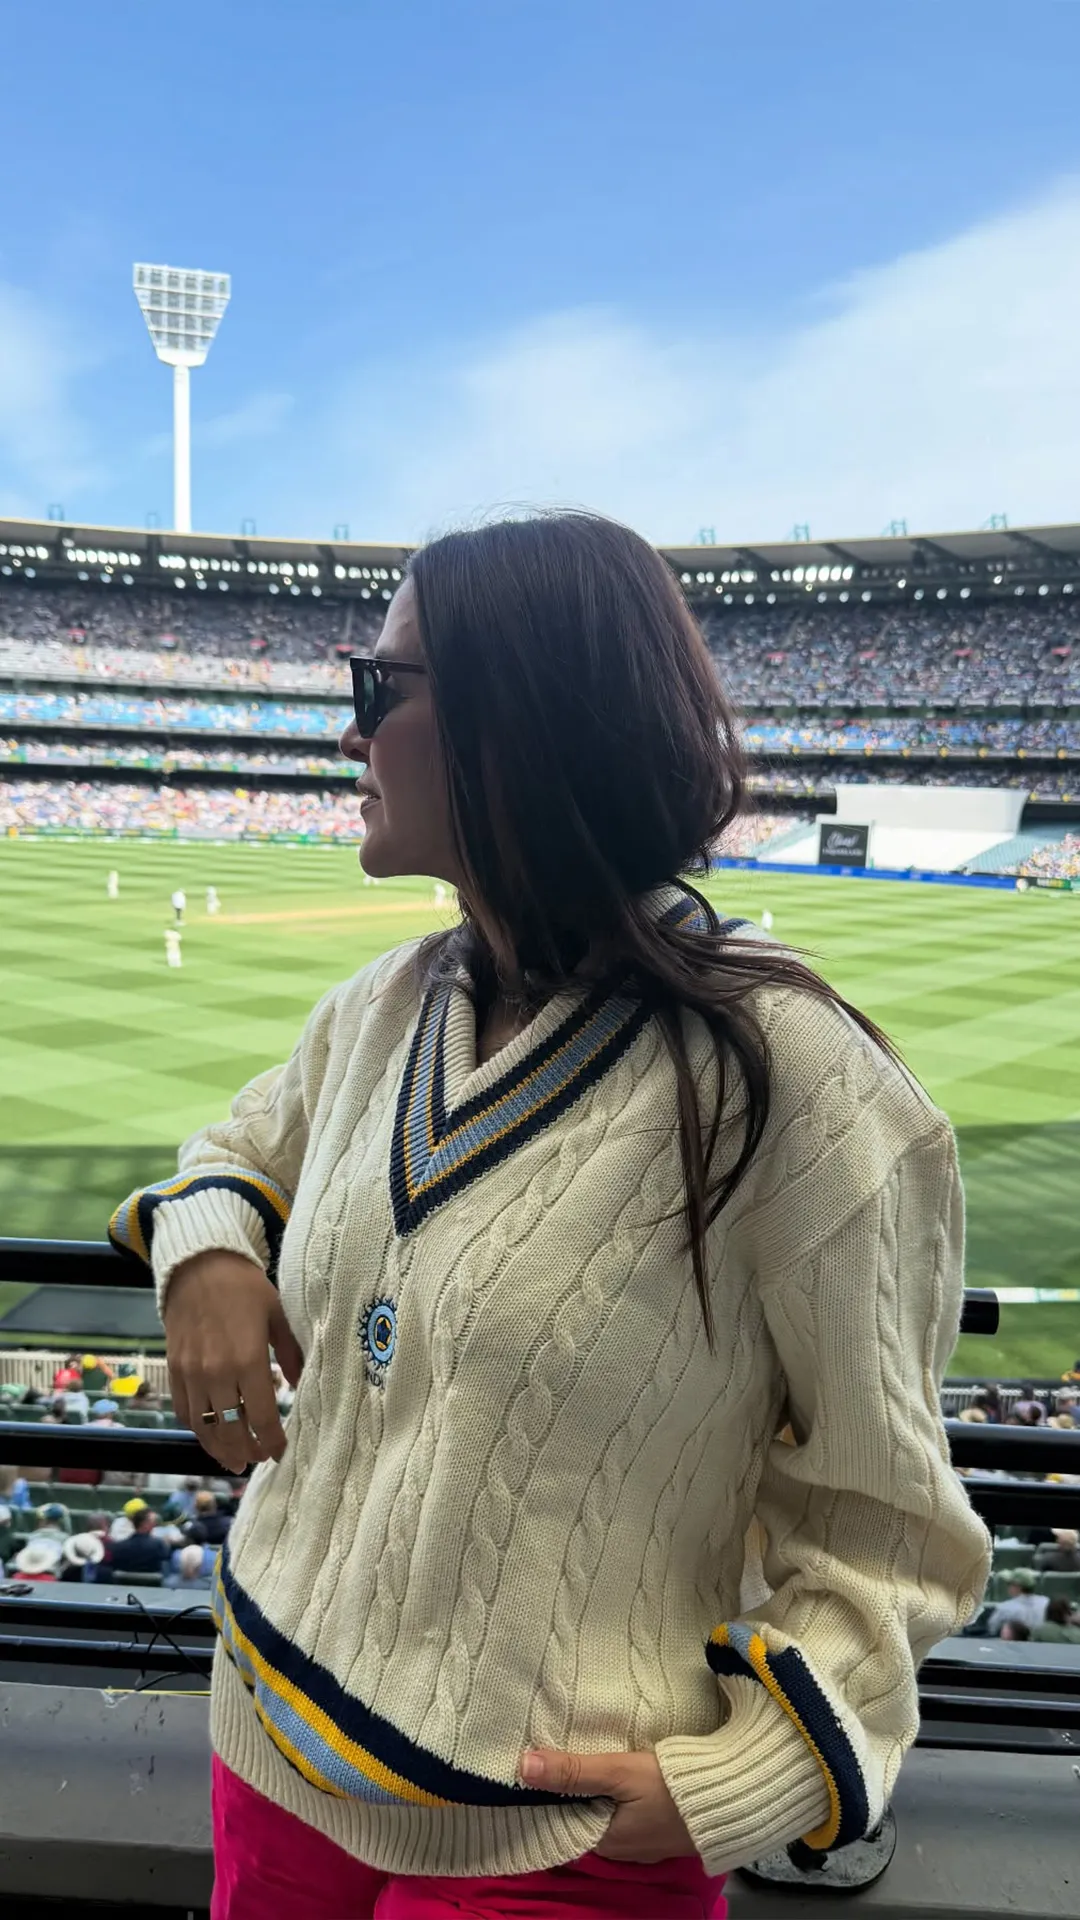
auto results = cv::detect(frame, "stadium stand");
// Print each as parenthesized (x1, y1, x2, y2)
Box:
(2, 519, 1080, 852)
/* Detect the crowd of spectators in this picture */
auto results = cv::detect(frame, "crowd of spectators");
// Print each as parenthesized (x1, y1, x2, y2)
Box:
(1016, 833, 1080, 881)
(0, 579, 378, 671)
(0, 736, 345, 778)
(0, 1350, 297, 1587)
(0, 690, 346, 738)
(4, 739, 1075, 803)
(0, 778, 368, 839)
(0, 779, 803, 850)
(3, 580, 1080, 710)
(747, 716, 1079, 754)
(4, 1361, 1077, 1644)
(700, 601, 1080, 708)
(951, 1373, 1080, 1642)
(748, 765, 1080, 800)
(4, 690, 1079, 756)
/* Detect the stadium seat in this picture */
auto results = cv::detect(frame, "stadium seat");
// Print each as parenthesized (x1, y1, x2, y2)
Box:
(1041, 1571, 1080, 1604)
(991, 1545, 1035, 1573)
(121, 1409, 164, 1428)
(61, 1409, 87, 1424)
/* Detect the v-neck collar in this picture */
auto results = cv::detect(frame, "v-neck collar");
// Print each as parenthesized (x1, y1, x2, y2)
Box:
(388, 882, 713, 1236)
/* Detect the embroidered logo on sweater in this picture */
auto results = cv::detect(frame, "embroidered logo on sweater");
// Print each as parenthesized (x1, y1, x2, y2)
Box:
(358, 1295, 398, 1388)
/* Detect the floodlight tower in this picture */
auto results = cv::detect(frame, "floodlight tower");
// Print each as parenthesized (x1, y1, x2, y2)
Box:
(133, 263, 231, 532)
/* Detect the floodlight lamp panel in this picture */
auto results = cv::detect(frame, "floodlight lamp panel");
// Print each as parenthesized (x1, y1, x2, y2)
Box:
(133, 262, 231, 367)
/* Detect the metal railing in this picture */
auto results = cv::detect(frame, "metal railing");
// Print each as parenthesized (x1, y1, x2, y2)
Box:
(2, 1239, 1079, 1912)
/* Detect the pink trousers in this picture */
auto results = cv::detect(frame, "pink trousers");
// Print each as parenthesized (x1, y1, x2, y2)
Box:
(211, 1758, 728, 1919)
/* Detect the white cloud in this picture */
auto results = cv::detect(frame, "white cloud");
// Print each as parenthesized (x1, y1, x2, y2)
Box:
(198, 390, 294, 449)
(0, 284, 100, 517)
(298, 175, 1080, 546)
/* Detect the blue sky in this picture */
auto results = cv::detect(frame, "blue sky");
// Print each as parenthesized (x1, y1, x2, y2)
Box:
(3, 0, 1080, 544)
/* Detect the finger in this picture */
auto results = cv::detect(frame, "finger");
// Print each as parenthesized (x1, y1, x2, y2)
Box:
(196, 1380, 255, 1474)
(237, 1359, 288, 1463)
(268, 1306, 304, 1390)
(168, 1360, 192, 1434)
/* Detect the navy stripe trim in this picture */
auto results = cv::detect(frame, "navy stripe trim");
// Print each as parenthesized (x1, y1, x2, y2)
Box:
(217, 1547, 574, 1807)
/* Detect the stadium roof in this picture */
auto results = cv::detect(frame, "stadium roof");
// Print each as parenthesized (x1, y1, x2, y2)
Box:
(2, 514, 1080, 600)
(663, 522, 1080, 574)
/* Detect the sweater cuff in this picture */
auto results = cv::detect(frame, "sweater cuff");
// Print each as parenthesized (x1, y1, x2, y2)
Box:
(149, 1190, 271, 1318)
(654, 1677, 832, 1877)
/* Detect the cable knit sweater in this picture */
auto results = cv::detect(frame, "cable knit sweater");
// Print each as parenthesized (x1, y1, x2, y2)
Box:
(110, 882, 991, 1881)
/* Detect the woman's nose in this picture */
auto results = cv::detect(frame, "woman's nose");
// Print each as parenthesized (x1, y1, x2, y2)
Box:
(339, 718, 371, 762)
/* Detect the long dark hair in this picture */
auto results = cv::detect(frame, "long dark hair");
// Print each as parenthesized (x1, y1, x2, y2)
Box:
(407, 511, 895, 1355)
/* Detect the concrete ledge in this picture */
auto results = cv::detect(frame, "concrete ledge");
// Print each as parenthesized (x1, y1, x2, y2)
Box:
(0, 1683, 213, 1910)
(1, 1683, 1078, 1915)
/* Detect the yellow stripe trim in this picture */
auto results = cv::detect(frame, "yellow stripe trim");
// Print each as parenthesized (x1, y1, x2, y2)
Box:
(405, 998, 635, 1202)
(215, 1586, 450, 1808)
(713, 1624, 842, 1850)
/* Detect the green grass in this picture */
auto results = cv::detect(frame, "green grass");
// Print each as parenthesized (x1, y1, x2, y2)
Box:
(1, 840, 1078, 1379)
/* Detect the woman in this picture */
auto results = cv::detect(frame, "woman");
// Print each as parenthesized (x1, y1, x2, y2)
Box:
(109, 514, 990, 1920)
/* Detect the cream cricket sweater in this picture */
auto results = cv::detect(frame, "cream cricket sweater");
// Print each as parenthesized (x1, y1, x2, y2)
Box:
(110, 882, 991, 1881)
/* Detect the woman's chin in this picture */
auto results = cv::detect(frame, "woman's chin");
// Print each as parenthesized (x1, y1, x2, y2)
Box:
(358, 832, 395, 879)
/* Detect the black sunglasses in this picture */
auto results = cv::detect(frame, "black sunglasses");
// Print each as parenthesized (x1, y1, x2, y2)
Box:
(349, 654, 426, 737)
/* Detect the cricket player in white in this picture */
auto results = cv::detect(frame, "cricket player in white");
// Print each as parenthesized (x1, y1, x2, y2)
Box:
(164, 928, 182, 968)
(106, 870, 119, 899)
(206, 886, 220, 915)
(171, 888, 186, 925)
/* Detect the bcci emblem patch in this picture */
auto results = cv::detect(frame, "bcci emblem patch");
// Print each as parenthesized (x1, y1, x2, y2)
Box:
(358, 1295, 397, 1389)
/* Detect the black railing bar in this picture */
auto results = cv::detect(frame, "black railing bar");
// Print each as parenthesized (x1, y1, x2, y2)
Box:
(917, 1691, 1080, 1727)
(965, 1487, 1080, 1526)
(921, 1659, 1080, 1698)
(0, 1632, 212, 1670)
(0, 1596, 216, 1634)
(0, 1240, 1003, 1339)
(915, 1728, 1079, 1754)
(4, 1423, 1078, 1485)
(0, 1420, 230, 1474)
(943, 1422, 1080, 1471)
(0, 1238, 130, 1287)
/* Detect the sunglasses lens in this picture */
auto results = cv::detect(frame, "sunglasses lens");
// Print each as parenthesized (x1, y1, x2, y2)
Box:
(353, 664, 378, 736)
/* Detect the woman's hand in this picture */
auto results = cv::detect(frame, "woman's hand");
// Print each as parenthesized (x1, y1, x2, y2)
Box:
(163, 1251, 304, 1474)
(517, 1748, 698, 1863)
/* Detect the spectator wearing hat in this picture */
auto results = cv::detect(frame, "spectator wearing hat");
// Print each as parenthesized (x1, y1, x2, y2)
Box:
(80, 1355, 113, 1395)
(12, 1537, 63, 1581)
(165, 1543, 214, 1591)
(109, 1363, 143, 1401)
(1032, 1598, 1080, 1645)
(34, 1503, 72, 1541)
(986, 1567, 1050, 1635)
(102, 1506, 172, 1581)
(1033, 1529, 1080, 1573)
(59, 1533, 106, 1582)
